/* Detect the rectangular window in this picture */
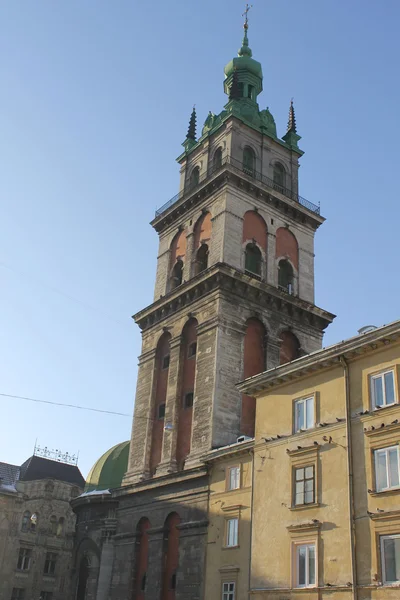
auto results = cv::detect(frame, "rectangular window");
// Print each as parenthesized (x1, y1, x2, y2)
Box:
(222, 582, 235, 600)
(294, 466, 315, 506)
(17, 548, 32, 571)
(158, 403, 166, 419)
(40, 593, 53, 600)
(294, 397, 314, 432)
(225, 518, 239, 547)
(11, 590, 25, 600)
(371, 370, 396, 409)
(184, 392, 194, 408)
(43, 552, 57, 575)
(162, 354, 170, 370)
(375, 446, 400, 492)
(296, 543, 316, 588)
(381, 534, 400, 584)
(227, 466, 241, 491)
(188, 342, 197, 358)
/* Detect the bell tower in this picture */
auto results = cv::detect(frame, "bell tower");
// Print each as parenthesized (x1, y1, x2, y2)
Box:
(124, 17, 334, 485)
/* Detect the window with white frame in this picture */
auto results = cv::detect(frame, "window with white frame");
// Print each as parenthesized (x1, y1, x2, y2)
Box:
(225, 518, 239, 547)
(381, 534, 400, 584)
(295, 543, 316, 588)
(375, 446, 400, 492)
(222, 582, 235, 600)
(294, 465, 315, 506)
(294, 397, 314, 432)
(371, 370, 396, 409)
(227, 466, 240, 491)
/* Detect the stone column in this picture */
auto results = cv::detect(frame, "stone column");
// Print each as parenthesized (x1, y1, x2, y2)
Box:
(123, 348, 157, 485)
(266, 230, 276, 288)
(266, 335, 281, 370)
(156, 336, 183, 476)
(184, 231, 195, 282)
(145, 526, 165, 599)
(109, 531, 136, 600)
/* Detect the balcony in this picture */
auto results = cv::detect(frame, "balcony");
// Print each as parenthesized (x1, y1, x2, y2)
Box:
(154, 155, 320, 218)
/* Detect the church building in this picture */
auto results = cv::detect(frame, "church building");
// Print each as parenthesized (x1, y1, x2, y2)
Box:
(72, 12, 334, 600)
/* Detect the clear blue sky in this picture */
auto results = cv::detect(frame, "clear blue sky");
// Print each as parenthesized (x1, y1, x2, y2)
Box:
(1, 0, 400, 478)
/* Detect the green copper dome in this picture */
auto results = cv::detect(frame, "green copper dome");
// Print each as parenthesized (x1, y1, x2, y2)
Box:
(85, 441, 129, 492)
(224, 24, 263, 99)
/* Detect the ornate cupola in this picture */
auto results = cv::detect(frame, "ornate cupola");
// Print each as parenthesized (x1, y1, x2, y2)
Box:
(223, 4, 263, 103)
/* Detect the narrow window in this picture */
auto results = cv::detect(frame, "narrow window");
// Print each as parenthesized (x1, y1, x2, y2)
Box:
(30, 513, 38, 531)
(371, 370, 396, 409)
(225, 518, 239, 547)
(195, 244, 209, 274)
(158, 403, 166, 419)
(56, 517, 64, 537)
(141, 573, 147, 591)
(381, 534, 400, 584)
(171, 259, 183, 289)
(44, 552, 57, 575)
(214, 148, 223, 170)
(294, 397, 314, 432)
(243, 147, 255, 176)
(162, 354, 170, 370)
(190, 167, 200, 189)
(273, 163, 285, 191)
(171, 571, 177, 590)
(296, 543, 316, 588)
(21, 511, 30, 532)
(184, 392, 194, 409)
(247, 84, 254, 99)
(244, 243, 262, 278)
(278, 259, 294, 294)
(238, 82, 244, 98)
(188, 342, 197, 358)
(375, 446, 400, 492)
(11, 590, 25, 600)
(17, 549, 32, 571)
(222, 582, 236, 600)
(50, 515, 57, 535)
(227, 466, 241, 491)
(294, 466, 315, 506)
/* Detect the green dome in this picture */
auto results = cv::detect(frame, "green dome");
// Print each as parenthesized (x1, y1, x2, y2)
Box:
(85, 441, 129, 492)
(224, 55, 263, 80)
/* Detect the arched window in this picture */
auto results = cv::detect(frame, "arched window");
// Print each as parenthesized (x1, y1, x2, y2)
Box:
(247, 84, 254, 100)
(242, 318, 266, 437)
(150, 333, 171, 475)
(57, 517, 64, 536)
(21, 511, 30, 532)
(134, 518, 151, 599)
(189, 167, 200, 189)
(171, 259, 183, 289)
(195, 244, 208, 275)
(161, 513, 181, 600)
(243, 147, 255, 176)
(30, 513, 38, 532)
(245, 243, 262, 278)
(273, 163, 285, 191)
(176, 319, 198, 469)
(278, 259, 294, 294)
(280, 330, 300, 365)
(213, 148, 223, 170)
(50, 515, 57, 535)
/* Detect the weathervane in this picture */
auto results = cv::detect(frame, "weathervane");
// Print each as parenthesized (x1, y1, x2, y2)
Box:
(242, 3, 253, 29)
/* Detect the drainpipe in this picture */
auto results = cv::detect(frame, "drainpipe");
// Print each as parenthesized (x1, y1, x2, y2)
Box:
(340, 355, 357, 600)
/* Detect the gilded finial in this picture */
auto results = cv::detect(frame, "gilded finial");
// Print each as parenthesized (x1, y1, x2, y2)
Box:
(242, 3, 253, 29)
(239, 3, 253, 57)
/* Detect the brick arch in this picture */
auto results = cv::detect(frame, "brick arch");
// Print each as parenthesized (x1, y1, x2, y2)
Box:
(176, 318, 198, 469)
(243, 211, 268, 251)
(170, 230, 187, 266)
(280, 330, 300, 365)
(276, 228, 298, 270)
(133, 517, 151, 600)
(150, 332, 171, 475)
(241, 318, 266, 437)
(193, 212, 212, 250)
(161, 512, 181, 600)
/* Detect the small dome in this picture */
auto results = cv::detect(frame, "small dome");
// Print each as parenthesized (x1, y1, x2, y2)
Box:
(85, 441, 129, 492)
(224, 55, 263, 80)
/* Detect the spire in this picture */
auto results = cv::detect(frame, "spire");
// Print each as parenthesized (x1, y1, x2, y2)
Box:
(187, 106, 197, 141)
(229, 68, 241, 101)
(287, 99, 297, 134)
(238, 3, 253, 57)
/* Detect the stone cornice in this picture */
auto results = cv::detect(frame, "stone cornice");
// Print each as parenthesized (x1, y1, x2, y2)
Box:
(133, 263, 334, 334)
(113, 465, 208, 498)
(203, 439, 254, 463)
(238, 320, 400, 396)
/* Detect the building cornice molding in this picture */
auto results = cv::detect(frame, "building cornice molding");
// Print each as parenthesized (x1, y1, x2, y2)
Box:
(203, 439, 254, 463)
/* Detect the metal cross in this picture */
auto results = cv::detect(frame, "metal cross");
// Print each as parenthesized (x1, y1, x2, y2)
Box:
(242, 3, 253, 26)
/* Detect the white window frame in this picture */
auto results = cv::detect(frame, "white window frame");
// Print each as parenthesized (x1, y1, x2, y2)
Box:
(227, 466, 241, 491)
(222, 581, 235, 600)
(381, 534, 400, 585)
(371, 369, 396, 409)
(294, 396, 314, 432)
(225, 518, 239, 548)
(375, 446, 400, 492)
(294, 543, 316, 588)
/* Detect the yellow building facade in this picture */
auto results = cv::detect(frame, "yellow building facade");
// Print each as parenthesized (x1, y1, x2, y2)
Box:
(204, 439, 253, 600)
(238, 320, 400, 599)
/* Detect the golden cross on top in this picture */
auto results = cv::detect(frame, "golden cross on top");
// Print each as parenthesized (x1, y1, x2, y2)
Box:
(242, 3, 253, 27)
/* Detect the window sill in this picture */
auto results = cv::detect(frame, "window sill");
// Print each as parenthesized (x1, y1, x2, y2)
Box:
(290, 503, 319, 511)
(222, 545, 240, 550)
(369, 488, 400, 497)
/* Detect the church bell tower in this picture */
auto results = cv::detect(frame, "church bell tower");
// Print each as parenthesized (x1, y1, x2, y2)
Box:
(124, 15, 334, 485)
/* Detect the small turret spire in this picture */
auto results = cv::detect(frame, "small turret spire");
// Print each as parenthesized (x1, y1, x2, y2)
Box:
(238, 3, 253, 57)
(287, 99, 297, 134)
(187, 106, 197, 141)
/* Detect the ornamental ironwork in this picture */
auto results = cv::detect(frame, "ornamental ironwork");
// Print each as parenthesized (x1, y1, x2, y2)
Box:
(34, 444, 78, 466)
